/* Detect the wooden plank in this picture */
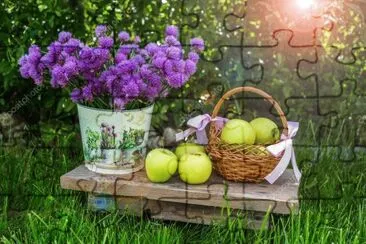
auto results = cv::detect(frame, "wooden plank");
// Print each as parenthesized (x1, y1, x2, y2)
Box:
(61, 165, 298, 214)
(112, 196, 268, 230)
(147, 200, 268, 229)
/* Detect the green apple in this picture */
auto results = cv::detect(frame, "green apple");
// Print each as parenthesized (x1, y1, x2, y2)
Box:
(175, 142, 205, 159)
(145, 148, 178, 183)
(179, 152, 212, 184)
(250, 117, 280, 145)
(220, 119, 256, 145)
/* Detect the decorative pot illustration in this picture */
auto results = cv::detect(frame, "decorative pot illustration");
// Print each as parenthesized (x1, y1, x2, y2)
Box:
(120, 148, 144, 165)
(101, 149, 122, 164)
(119, 129, 145, 151)
(100, 123, 121, 164)
(132, 149, 144, 165)
(135, 130, 145, 146)
(77, 103, 154, 174)
(85, 128, 101, 161)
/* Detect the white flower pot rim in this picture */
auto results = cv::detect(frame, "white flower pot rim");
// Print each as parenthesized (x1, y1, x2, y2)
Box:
(76, 102, 154, 112)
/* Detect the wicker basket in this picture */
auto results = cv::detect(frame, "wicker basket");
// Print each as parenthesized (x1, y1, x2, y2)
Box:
(207, 86, 288, 183)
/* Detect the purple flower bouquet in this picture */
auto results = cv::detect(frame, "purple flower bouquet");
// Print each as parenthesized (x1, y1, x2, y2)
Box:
(18, 25, 204, 174)
(18, 25, 204, 110)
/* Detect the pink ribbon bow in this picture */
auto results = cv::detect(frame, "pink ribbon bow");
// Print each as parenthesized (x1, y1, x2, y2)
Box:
(265, 121, 301, 184)
(175, 114, 228, 145)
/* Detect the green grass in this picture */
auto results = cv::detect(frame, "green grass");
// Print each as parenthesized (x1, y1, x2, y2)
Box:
(1, 143, 366, 243)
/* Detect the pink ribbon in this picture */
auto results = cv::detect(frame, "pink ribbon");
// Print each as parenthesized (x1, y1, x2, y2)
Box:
(265, 121, 301, 184)
(175, 114, 228, 145)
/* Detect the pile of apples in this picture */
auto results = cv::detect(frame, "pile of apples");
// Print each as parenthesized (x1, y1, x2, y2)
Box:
(145, 143, 212, 184)
(145, 117, 280, 184)
(221, 117, 280, 145)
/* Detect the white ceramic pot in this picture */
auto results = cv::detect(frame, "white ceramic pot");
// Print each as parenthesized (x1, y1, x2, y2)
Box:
(77, 103, 154, 175)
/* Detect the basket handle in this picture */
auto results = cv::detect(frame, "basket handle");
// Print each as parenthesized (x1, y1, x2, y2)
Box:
(211, 86, 288, 136)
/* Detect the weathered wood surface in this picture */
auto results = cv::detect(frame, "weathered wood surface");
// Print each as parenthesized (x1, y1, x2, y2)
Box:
(61, 165, 298, 214)
(114, 197, 268, 229)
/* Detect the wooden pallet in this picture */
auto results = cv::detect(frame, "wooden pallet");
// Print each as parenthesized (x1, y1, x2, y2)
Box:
(60, 165, 299, 229)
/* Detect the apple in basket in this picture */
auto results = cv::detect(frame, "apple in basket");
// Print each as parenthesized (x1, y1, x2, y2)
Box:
(220, 119, 256, 145)
(250, 117, 280, 145)
(179, 152, 212, 184)
(145, 148, 178, 183)
(175, 142, 205, 159)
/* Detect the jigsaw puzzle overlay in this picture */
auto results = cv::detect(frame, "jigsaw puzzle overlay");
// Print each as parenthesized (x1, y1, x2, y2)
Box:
(2, 0, 366, 228)
(84, 0, 366, 221)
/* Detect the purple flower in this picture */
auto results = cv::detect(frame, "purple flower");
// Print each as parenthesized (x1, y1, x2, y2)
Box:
(115, 52, 127, 63)
(190, 38, 205, 52)
(145, 43, 159, 55)
(167, 72, 186, 88)
(140, 64, 151, 77)
(134, 36, 141, 43)
(19, 65, 29, 78)
(152, 57, 166, 69)
(95, 25, 107, 38)
(123, 81, 139, 98)
(140, 69, 161, 101)
(165, 36, 181, 47)
(18, 45, 44, 85)
(104, 74, 117, 92)
(94, 48, 110, 62)
(63, 57, 78, 77)
(188, 52, 199, 63)
(185, 60, 197, 75)
(114, 98, 126, 110)
(82, 85, 93, 101)
(57, 51, 69, 64)
(139, 49, 149, 58)
(18, 56, 27, 66)
(64, 38, 81, 54)
(131, 55, 145, 65)
(148, 73, 161, 86)
(150, 74, 162, 85)
(173, 60, 185, 73)
(78, 46, 110, 72)
(28, 45, 41, 55)
(166, 47, 182, 60)
(28, 68, 43, 85)
(91, 77, 104, 94)
(98, 37, 114, 49)
(58, 32, 72, 43)
(118, 44, 138, 55)
(136, 78, 147, 91)
(40, 52, 55, 68)
(118, 31, 130, 42)
(79, 47, 93, 60)
(51, 65, 67, 87)
(165, 25, 179, 38)
(145, 87, 159, 101)
(70, 88, 82, 102)
(163, 60, 174, 75)
(116, 60, 137, 73)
